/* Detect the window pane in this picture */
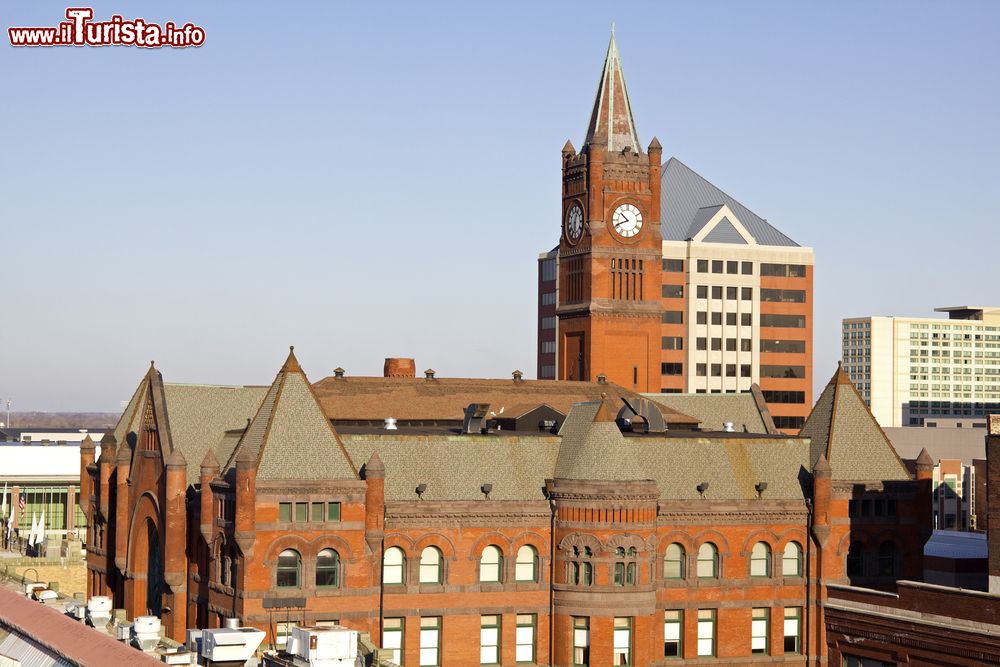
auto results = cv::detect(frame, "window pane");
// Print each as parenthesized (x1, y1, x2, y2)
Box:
(295, 502, 308, 522)
(327, 502, 341, 521)
(312, 502, 324, 522)
(278, 502, 291, 522)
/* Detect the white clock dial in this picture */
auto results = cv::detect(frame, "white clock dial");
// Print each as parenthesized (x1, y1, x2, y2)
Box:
(612, 203, 643, 238)
(566, 203, 584, 241)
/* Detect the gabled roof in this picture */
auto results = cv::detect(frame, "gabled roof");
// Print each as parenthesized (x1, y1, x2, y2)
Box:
(702, 218, 748, 244)
(227, 348, 358, 481)
(311, 375, 699, 426)
(799, 366, 910, 481)
(645, 388, 777, 434)
(583, 28, 641, 153)
(660, 157, 799, 247)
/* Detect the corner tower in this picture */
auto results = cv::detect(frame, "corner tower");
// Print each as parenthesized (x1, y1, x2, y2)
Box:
(558, 30, 663, 391)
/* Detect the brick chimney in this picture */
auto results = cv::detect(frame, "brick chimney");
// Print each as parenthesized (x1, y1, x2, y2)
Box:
(98, 434, 117, 521)
(988, 416, 1000, 593)
(114, 443, 131, 572)
(79, 435, 96, 515)
(364, 452, 385, 556)
(384, 358, 416, 378)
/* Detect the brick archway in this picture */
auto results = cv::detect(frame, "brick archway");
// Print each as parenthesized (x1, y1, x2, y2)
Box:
(126, 492, 163, 619)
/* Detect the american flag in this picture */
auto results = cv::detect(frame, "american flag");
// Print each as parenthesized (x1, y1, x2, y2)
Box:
(18, 495, 25, 510)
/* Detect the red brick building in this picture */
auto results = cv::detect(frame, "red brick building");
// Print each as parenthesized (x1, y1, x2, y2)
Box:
(84, 350, 921, 666)
(537, 32, 814, 432)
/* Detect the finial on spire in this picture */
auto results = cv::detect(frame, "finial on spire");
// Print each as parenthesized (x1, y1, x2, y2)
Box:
(282, 346, 302, 373)
(611, 22, 615, 38)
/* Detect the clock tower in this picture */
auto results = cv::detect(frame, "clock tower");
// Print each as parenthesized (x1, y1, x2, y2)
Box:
(557, 30, 663, 392)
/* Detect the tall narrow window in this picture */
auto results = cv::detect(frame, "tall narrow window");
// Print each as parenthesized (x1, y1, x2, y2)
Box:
(751, 608, 769, 654)
(697, 543, 719, 578)
(614, 547, 626, 586)
(515, 545, 539, 582)
(419, 546, 443, 584)
(383, 618, 404, 666)
(878, 541, 896, 577)
(846, 542, 864, 578)
(383, 547, 406, 585)
(420, 617, 441, 667)
(572, 617, 589, 666)
(613, 617, 632, 665)
(515, 614, 536, 663)
(782, 542, 802, 576)
(697, 609, 716, 657)
(750, 542, 771, 577)
(276, 549, 301, 588)
(783, 608, 801, 654)
(316, 548, 340, 588)
(480, 615, 500, 665)
(664, 543, 685, 579)
(480, 545, 503, 583)
(663, 610, 682, 658)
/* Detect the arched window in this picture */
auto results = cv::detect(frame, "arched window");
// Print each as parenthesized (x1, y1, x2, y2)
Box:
(567, 546, 593, 586)
(419, 546, 443, 584)
(515, 545, 539, 582)
(316, 548, 340, 588)
(383, 547, 406, 585)
(782, 542, 802, 577)
(480, 545, 503, 583)
(750, 542, 771, 577)
(664, 543, 686, 579)
(229, 546, 239, 588)
(846, 542, 864, 578)
(626, 548, 637, 585)
(614, 547, 626, 586)
(276, 549, 301, 588)
(697, 543, 719, 579)
(878, 541, 896, 577)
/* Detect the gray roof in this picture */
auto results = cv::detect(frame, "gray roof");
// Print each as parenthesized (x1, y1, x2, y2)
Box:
(661, 157, 799, 247)
(342, 433, 560, 502)
(645, 391, 773, 434)
(554, 402, 649, 481)
(230, 351, 358, 482)
(800, 368, 910, 481)
(884, 427, 986, 465)
(702, 218, 748, 244)
(160, 384, 268, 485)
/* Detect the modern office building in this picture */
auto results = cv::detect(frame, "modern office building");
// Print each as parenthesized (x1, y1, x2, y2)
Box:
(537, 32, 814, 431)
(842, 306, 1000, 427)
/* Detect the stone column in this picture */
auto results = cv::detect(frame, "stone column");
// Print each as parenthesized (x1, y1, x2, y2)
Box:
(164, 449, 188, 642)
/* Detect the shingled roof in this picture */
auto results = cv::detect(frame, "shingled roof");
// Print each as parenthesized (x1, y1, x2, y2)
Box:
(645, 386, 777, 434)
(227, 348, 358, 481)
(311, 375, 699, 426)
(799, 366, 910, 481)
(554, 400, 649, 481)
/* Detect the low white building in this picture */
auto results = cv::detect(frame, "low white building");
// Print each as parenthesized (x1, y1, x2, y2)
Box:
(843, 306, 1000, 427)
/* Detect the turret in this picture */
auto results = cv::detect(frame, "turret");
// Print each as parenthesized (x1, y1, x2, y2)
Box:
(79, 435, 96, 514)
(812, 454, 832, 547)
(364, 453, 385, 556)
(234, 446, 256, 556)
(164, 448, 188, 640)
(114, 441, 131, 571)
(98, 433, 117, 521)
(915, 447, 935, 541)
(199, 450, 220, 544)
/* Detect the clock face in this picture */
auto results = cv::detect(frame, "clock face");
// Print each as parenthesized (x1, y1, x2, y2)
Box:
(566, 203, 584, 241)
(612, 203, 643, 238)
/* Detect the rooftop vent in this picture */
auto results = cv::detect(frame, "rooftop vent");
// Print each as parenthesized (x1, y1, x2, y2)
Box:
(333, 367, 346, 379)
(755, 482, 768, 499)
(512, 370, 524, 383)
(596, 373, 608, 385)
(480, 483, 493, 500)
(415, 483, 427, 500)
(424, 368, 436, 380)
(463, 403, 491, 434)
(723, 421, 735, 432)
(384, 418, 398, 431)
(696, 482, 710, 498)
(617, 397, 667, 433)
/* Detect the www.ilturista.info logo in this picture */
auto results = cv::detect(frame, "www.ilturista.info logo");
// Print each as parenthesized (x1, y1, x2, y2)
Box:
(8, 8, 205, 48)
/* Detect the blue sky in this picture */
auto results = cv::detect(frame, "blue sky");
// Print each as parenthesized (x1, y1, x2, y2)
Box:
(2, 1, 998, 411)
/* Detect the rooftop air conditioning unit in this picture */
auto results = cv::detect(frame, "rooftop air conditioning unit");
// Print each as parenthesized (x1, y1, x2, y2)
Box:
(185, 629, 203, 656)
(24, 582, 46, 597)
(290, 625, 359, 667)
(86, 595, 112, 627)
(201, 627, 265, 664)
(133, 615, 162, 651)
(35, 589, 59, 602)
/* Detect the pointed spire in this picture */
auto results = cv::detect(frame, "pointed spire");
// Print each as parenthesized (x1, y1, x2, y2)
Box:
(562, 139, 576, 157)
(165, 448, 187, 468)
(200, 449, 220, 472)
(814, 453, 832, 476)
(584, 27, 641, 153)
(833, 361, 852, 385)
(235, 444, 255, 467)
(364, 452, 385, 479)
(282, 345, 301, 373)
(80, 434, 95, 451)
(915, 447, 934, 467)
